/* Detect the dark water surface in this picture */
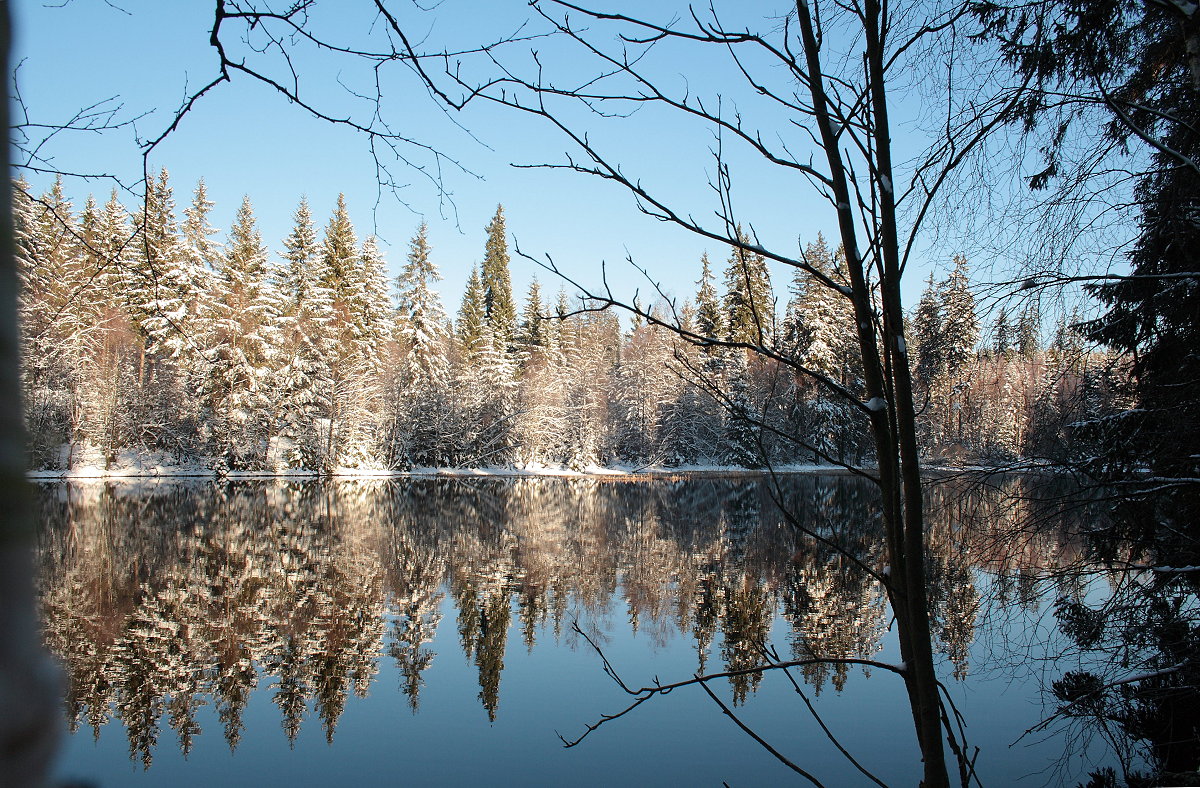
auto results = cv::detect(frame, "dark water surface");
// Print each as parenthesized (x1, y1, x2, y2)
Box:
(35, 475, 1107, 786)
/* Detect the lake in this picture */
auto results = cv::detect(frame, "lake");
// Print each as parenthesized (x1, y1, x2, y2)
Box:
(35, 474, 1112, 786)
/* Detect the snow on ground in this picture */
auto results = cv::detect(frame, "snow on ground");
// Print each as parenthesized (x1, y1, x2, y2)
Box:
(28, 457, 853, 481)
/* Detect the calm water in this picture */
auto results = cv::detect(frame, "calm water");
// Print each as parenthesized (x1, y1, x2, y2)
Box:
(34, 475, 1107, 786)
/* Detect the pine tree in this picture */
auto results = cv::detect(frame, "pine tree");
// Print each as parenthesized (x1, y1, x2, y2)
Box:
(993, 307, 1013, 357)
(722, 226, 774, 346)
(912, 273, 944, 387)
(320, 194, 358, 296)
(1016, 305, 1040, 359)
(695, 252, 725, 348)
(201, 196, 277, 467)
(181, 179, 219, 272)
(517, 278, 549, 359)
(480, 205, 516, 351)
(272, 197, 333, 469)
(395, 222, 449, 387)
(456, 265, 487, 357)
(939, 255, 979, 378)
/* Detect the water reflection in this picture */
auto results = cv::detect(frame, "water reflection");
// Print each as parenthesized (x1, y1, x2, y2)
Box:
(34, 475, 1077, 771)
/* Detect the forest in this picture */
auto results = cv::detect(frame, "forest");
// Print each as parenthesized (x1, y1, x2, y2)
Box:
(14, 175, 1120, 475)
(3, 0, 1198, 785)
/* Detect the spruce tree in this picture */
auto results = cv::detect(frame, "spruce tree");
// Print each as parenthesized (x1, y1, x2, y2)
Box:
(694, 252, 725, 349)
(17, 177, 82, 462)
(1016, 305, 1040, 359)
(182, 179, 219, 272)
(722, 226, 774, 345)
(354, 235, 393, 370)
(939, 255, 978, 378)
(517, 278, 548, 358)
(912, 273, 944, 387)
(456, 264, 487, 356)
(279, 197, 319, 311)
(273, 198, 333, 469)
(131, 168, 196, 360)
(396, 221, 449, 386)
(787, 235, 847, 380)
(201, 196, 277, 466)
(993, 307, 1013, 357)
(320, 193, 358, 297)
(480, 205, 516, 350)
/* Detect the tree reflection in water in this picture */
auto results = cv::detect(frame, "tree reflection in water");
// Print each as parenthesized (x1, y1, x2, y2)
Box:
(34, 475, 1088, 773)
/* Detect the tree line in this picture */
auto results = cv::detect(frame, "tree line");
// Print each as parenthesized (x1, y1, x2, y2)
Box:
(15, 174, 1117, 474)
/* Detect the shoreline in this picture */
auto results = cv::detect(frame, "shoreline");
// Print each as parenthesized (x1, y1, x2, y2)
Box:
(27, 462, 863, 482)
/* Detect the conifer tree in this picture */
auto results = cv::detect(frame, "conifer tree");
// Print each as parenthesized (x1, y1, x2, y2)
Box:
(130, 168, 205, 378)
(1016, 305, 1040, 359)
(456, 265, 487, 357)
(182, 179, 219, 272)
(320, 194, 358, 296)
(278, 197, 319, 310)
(480, 205, 516, 350)
(272, 197, 333, 469)
(395, 222, 449, 387)
(912, 274, 944, 387)
(722, 227, 774, 346)
(939, 255, 979, 378)
(70, 196, 112, 460)
(17, 177, 81, 462)
(201, 196, 277, 467)
(517, 278, 548, 359)
(354, 235, 393, 372)
(694, 252, 725, 349)
(786, 235, 848, 381)
(722, 362, 762, 468)
(993, 307, 1013, 357)
(333, 234, 391, 465)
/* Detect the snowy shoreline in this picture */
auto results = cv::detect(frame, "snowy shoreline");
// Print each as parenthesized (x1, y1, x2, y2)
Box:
(27, 461, 862, 482)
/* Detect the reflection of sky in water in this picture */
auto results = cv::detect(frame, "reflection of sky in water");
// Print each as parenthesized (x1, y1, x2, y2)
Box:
(39, 477, 1113, 786)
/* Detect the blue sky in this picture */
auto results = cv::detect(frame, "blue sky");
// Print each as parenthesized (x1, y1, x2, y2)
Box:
(12, 0, 974, 320)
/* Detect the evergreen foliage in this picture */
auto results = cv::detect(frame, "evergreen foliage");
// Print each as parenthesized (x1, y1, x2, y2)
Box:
(722, 227, 773, 346)
(481, 205, 516, 351)
(694, 252, 724, 348)
(14, 180, 1112, 476)
(395, 221, 449, 388)
(939, 255, 979, 379)
(456, 265, 487, 357)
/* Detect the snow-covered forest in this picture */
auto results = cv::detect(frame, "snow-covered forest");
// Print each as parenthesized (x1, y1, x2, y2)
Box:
(15, 173, 1123, 474)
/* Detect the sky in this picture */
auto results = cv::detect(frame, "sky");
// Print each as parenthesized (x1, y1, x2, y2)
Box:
(10, 0, 998, 322)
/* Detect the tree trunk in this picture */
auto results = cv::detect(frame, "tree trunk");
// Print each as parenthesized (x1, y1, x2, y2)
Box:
(795, 1, 950, 783)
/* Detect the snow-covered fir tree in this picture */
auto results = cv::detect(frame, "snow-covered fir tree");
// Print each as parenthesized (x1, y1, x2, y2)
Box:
(272, 197, 333, 469)
(695, 252, 725, 349)
(393, 222, 453, 467)
(481, 204, 516, 352)
(456, 264, 487, 358)
(722, 227, 774, 346)
(199, 196, 278, 468)
(395, 221, 449, 387)
(517, 278, 549, 361)
(939, 254, 979, 379)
